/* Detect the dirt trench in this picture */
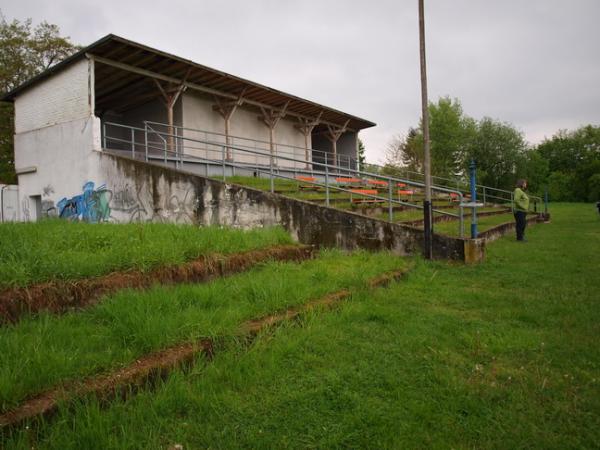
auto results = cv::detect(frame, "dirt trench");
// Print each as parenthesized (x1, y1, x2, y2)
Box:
(0, 245, 314, 325)
(0, 267, 409, 431)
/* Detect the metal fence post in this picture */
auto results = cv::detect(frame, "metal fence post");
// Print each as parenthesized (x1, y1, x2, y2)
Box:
(174, 128, 179, 169)
(459, 196, 464, 238)
(482, 186, 486, 205)
(144, 125, 148, 162)
(470, 160, 478, 239)
(222, 146, 226, 181)
(131, 128, 135, 158)
(180, 129, 184, 169)
(388, 178, 393, 222)
(325, 163, 330, 207)
(163, 140, 167, 164)
(270, 154, 274, 193)
(102, 122, 107, 149)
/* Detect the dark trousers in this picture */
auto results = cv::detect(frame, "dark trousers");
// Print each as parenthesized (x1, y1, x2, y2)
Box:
(514, 211, 527, 241)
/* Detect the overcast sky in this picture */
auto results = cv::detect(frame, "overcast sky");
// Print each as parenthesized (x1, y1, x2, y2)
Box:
(2, 0, 599, 163)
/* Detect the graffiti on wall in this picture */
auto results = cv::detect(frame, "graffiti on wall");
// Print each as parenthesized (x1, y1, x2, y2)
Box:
(57, 181, 112, 223)
(55, 181, 198, 224)
(42, 185, 55, 197)
(21, 198, 31, 221)
(110, 183, 198, 224)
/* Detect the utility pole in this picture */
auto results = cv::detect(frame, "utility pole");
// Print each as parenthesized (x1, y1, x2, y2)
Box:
(418, 0, 433, 259)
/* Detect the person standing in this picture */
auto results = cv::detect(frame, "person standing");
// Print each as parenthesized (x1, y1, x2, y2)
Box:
(513, 179, 529, 242)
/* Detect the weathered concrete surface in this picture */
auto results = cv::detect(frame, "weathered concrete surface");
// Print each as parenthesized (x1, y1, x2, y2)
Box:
(478, 213, 544, 243)
(96, 152, 474, 261)
(464, 239, 486, 264)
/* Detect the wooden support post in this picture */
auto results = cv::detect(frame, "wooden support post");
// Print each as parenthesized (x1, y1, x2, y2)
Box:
(213, 88, 246, 160)
(295, 111, 322, 168)
(154, 75, 188, 153)
(258, 101, 289, 165)
(325, 120, 350, 168)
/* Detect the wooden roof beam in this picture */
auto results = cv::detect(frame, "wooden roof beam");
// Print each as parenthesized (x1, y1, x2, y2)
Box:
(212, 87, 247, 120)
(89, 53, 358, 132)
(325, 120, 350, 143)
(258, 101, 289, 130)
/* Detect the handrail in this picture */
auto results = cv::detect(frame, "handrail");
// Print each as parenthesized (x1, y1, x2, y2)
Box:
(113, 143, 462, 219)
(140, 121, 543, 211)
(103, 121, 466, 236)
(143, 120, 357, 169)
(378, 162, 543, 211)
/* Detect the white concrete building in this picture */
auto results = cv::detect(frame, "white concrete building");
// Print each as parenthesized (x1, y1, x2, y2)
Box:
(2, 34, 375, 221)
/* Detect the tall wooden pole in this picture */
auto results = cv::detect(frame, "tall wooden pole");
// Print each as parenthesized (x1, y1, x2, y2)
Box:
(419, 0, 433, 259)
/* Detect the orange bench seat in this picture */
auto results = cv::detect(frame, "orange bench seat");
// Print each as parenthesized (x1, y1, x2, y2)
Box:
(296, 176, 316, 182)
(296, 176, 321, 190)
(350, 189, 383, 203)
(335, 177, 362, 184)
(366, 179, 389, 187)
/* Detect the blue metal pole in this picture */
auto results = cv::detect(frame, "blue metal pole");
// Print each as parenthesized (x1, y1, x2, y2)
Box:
(470, 160, 478, 239)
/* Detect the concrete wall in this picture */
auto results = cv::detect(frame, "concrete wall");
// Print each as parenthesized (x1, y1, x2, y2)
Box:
(15, 59, 91, 134)
(337, 131, 358, 168)
(310, 130, 357, 169)
(13, 57, 101, 221)
(65, 152, 469, 260)
(0, 185, 19, 222)
(15, 117, 101, 221)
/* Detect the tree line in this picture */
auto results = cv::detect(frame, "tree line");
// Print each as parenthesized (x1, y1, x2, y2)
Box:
(383, 97, 600, 202)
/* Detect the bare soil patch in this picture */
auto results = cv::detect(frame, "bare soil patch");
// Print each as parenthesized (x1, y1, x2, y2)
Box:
(0, 245, 314, 325)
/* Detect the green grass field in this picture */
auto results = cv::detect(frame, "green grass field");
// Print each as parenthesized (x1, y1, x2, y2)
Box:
(0, 250, 406, 413)
(2, 203, 599, 449)
(0, 221, 292, 288)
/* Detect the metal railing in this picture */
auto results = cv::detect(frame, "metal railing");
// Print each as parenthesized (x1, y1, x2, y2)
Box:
(102, 121, 467, 237)
(379, 165, 543, 213)
(144, 121, 357, 172)
(104, 119, 542, 214)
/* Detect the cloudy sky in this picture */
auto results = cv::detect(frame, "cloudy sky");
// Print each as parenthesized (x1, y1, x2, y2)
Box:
(2, 0, 599, 163)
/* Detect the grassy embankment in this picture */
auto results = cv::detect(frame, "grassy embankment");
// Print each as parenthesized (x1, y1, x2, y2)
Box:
(0, 250, 407, 413)
(0, 221, 292, 288)
(3, 203, 597, 449)
(222, 176, 510, 229)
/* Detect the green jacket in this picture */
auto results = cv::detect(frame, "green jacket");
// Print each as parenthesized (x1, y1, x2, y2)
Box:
(514, 188, 529, 212)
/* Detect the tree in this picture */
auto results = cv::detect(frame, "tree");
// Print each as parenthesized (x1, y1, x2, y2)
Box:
(383, 97, 477, 181)
(535, 124, 600, 201)
(382, 129, 422, 179)
(466, 117, 528, 191)
(428, 97, 476, 179)
(357, 138, 366, 168)
(517, 149, 549, 196)
(0, 13, 79, 184)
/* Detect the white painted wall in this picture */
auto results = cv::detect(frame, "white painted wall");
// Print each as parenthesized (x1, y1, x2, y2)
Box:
(13, 57, 102, 221)
(14, 59, 91, 134)
(0, 185, 19, 222)
(15, 117, 101, 221)
(181, 92, 307, 168)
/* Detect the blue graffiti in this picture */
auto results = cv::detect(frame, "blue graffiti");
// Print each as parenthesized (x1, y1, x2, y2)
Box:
(57, 181, 112, 223)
